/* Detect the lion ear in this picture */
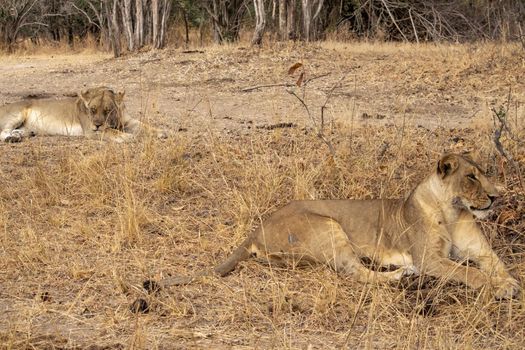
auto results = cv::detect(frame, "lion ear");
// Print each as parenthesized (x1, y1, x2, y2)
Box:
(437, 154, 459, 178)
(462, 150, 481, 164)
(116, 91, 125, 103)
(79, 89, 90, 108)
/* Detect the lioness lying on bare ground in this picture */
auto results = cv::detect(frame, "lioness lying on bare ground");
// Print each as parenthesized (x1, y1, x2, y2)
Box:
(0, 87, 167, 143)
(162, 154, 520, 300)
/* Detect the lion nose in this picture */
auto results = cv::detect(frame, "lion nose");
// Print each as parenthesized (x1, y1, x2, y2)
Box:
(488, 195, 498, 203)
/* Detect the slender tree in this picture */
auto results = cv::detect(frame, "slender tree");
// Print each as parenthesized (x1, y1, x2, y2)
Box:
(121, 0, 134, 51)
(205, 0, 248, 43)
(287, 0, 297, 39)
(301, 0, 323, 41)
(251, 0, 267, 45)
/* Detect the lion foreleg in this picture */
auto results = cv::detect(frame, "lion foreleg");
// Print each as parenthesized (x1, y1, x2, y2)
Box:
(85, 129, 134, 143)
(412, 230, 492, 290)
(451, 218, 520, 299)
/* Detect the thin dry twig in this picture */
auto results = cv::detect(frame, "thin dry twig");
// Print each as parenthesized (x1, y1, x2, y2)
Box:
(320, 75, 346, 131)
(492, 92, 524, 190)
(380, 0, 408, 42)
(519, 23, 525, 50)
(286, 75, 346, 160)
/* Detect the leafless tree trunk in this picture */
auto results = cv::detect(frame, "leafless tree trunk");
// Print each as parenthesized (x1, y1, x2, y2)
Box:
(121, 0, 135, 51)
(149, 0, 170, 49)
(82, 0, 108, 47)
(301, 0, 324, 41)
(251, 0, 267, 45)
(134, 0, 144, 48)
(151, 0, 159, 48)
(279, 0, 287, 40)
(206, 0, 248, 43)
(157, 0, 172, 49)
(210, 0, 221, 43)
(105, 0, 121, 57)
(183, 7, 190, 47)
(287, 0, 297, 40)
(301, 0, 311, 41)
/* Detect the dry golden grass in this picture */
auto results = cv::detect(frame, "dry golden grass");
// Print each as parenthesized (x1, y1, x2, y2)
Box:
(1, 33, 104, 57)
(0, 42, 524, 349)
(1, 123, 525, 349)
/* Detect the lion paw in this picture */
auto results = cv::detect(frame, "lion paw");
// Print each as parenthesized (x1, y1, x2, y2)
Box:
(113, 133, 134, 143)
(4, 130, 23, 143)
(157, 130, 168, 139)
(494, 277, 521, 300)
(390, 265, 419, 280)
(402, 265, 419, 277)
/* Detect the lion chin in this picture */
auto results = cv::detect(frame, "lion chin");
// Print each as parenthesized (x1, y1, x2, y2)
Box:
(452, 196, 493, 219)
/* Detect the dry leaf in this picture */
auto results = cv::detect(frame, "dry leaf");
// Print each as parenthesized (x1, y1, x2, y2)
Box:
(296, 72, 305, 87)
(288, 62, 303, 75)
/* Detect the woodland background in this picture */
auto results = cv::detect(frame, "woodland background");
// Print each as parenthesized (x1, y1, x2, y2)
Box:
(1, 0, 524, 55)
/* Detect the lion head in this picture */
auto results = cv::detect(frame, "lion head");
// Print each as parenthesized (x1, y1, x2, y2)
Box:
(437, 153, 500, 218)
(79, 87, 125, 131)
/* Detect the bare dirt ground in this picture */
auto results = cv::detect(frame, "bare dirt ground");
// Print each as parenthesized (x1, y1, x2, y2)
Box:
(0, 42, 523, 132)
(1, 42, 525, 349)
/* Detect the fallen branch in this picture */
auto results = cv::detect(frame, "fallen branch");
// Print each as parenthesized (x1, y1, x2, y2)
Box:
(241, 73, 330, 92)
(182, 50, 204, 54)
(256, 122, 297, 130)
(241, 83, 294, 92)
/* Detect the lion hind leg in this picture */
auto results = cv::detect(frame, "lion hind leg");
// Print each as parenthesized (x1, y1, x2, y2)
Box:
(1, 112, 26, 142)
(333, 244, 417, 283)
(299, 216, 415, 283)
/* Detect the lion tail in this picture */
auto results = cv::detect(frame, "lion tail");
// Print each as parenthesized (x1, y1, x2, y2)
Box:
(157, 235, 254, 288)
(214, 235, 254, 277)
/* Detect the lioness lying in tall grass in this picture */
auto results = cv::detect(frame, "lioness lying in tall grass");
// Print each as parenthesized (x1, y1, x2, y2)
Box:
(0, 87, 166, 143)
(163, 154, 520, 300)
